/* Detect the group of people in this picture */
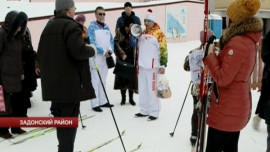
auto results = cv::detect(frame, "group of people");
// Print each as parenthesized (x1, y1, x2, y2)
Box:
(183, 0, 270, 151)
(2, 0, 269, 151)
(0, 0, 168, 152)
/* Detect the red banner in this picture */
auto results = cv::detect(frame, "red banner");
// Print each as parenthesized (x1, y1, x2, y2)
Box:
(0, 117, 78, 128)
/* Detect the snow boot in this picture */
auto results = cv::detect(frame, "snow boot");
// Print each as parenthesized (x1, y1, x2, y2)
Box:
(190, 136, 197, 147)
(120, 90, 126, 105)
(128, 90, 136, 106)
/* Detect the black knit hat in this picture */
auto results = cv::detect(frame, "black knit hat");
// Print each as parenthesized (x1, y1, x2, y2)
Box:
(124, 2, 132, 8)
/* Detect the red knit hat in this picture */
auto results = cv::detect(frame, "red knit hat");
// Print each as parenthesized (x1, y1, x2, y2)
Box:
(75, 14, 86, 22)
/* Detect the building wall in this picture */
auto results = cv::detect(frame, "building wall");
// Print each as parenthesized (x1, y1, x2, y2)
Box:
(27, 1, 204, 50)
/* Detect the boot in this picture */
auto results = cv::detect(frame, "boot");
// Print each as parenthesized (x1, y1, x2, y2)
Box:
(120, 90, 126, 105)
(129, 90, 136, 106)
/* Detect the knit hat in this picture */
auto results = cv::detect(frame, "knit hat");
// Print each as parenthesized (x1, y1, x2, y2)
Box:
(200, 29, 214, 44)
(55, 0, 75, 12)
(226, 0, 261, 22)
(75, 14, 86, 22)
(144, 9, 155, 22)
(124, 2, 132, 8)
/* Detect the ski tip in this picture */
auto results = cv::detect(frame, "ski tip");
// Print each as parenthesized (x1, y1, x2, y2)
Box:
(138, 142, 143, 147)
(169, 132, 174, 137)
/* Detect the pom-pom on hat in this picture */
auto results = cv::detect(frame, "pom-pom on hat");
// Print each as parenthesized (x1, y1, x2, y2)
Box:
(75, 14, 86, 22)
(200, 29, 214, 44)
(144, 9, 155, 22)
(55, 0, 75, 12)
(124, 2, 132, 8)
(226, 0, 261, 22)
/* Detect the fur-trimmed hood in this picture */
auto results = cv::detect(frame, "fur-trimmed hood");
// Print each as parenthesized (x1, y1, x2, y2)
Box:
(219, 17, 263, 50)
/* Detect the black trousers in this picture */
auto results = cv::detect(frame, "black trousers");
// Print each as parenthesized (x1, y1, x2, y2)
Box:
(205, 127, 240, 152)
(191, 96, 199, 137)
(52, 102, 80, 152)
(0, 91, 28, 135)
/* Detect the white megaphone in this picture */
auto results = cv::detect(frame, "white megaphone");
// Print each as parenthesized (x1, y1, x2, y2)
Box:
(131, 24, 146, 37)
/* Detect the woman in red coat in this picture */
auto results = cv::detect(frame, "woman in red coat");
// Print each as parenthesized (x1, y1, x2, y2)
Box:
(203, 0, 263, 151)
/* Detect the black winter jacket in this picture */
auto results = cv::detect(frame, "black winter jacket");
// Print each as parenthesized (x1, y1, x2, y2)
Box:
(256, 31, 270, 124)
(37, 14, 96, 103)
(0, 11, 27, 93)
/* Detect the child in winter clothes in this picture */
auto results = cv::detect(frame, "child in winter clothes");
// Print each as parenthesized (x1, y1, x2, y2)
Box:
(183, 29, 213, 147)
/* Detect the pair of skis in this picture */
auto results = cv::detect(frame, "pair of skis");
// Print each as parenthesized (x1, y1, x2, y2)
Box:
(87, 130, 142, 152)
(196, 0, 216, 151)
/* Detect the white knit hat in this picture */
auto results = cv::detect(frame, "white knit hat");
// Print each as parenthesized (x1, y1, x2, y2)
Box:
(144, 9, 155, 22)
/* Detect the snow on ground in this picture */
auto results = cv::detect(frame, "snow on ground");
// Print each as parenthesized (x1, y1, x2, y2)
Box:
(0, 41, 267, 152)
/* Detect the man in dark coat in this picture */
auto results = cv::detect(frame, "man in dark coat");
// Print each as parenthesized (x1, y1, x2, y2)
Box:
(37, 0, 96, 151)
(115, 2, 141, 31)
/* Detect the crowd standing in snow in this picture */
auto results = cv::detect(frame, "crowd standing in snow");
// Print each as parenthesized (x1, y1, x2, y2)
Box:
(0, 0, 269, 152)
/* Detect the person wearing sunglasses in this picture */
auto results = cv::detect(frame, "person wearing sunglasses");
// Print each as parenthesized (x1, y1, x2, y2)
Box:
(87, 6, 114, 112)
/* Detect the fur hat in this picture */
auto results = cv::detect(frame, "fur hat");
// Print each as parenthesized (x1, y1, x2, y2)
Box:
(75, 14, 86, 22)
(124, 2, 132, 8)
(200, 29, 214, 44)
(55, 0, 75, 12)
(226, 0, 261, 22)
(144, 9, 155, 22)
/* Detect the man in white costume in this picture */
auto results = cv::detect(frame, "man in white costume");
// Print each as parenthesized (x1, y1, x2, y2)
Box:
(135, 9, 168, 121)
(87, 6, 114, 112)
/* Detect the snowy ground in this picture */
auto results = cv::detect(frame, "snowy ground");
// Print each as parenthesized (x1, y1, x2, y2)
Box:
(0, 41, 267, 152)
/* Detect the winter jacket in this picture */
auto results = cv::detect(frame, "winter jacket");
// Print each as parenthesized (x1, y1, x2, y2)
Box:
(204, 17, 263, 132)
(0, 11, 27, 93)
(37, 14, 96, 103)
(21, 28, 37, 92)
(115, 11, 141, 31)
(255, 31, 270, 125)
(183, 46, 203, 97)
(113, 27, 138, 90)
(87, 21, 114, 66)
(137, 23, 168, 69)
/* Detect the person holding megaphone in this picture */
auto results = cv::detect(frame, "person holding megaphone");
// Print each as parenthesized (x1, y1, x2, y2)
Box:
(134, 9, 168, 121)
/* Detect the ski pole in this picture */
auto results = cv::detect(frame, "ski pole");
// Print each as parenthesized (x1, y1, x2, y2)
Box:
(79, 111, 86, 129)
(94, 63, 127, 152)
(170, 81, 192, 137)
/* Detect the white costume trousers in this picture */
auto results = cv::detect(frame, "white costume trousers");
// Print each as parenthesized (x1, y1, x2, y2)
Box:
(90, 61, 108, 108)
(138, 67, 161, 117)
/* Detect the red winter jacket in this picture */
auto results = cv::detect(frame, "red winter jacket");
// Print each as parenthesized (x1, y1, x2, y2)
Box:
(204, 17, 263, 132)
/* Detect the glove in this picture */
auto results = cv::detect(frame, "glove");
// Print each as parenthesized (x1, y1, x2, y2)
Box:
(89, 44, 97, 55)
